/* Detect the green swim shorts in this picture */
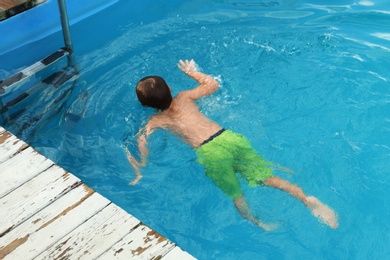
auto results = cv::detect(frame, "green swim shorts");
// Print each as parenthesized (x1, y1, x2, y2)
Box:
(196, 129, 274, 200)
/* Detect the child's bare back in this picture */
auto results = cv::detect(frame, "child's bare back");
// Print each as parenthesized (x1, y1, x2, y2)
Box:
(137, 60, 222, 148)
(149, 92, 222, 148)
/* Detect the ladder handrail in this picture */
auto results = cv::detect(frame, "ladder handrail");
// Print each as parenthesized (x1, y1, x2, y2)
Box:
(57, 0, 76, 68)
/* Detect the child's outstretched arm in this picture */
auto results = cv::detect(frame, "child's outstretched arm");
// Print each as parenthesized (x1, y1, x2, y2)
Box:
(178, 59, 219, 100)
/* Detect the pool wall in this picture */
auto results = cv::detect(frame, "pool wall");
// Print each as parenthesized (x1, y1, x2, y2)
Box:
(0, 0, 118, 55)
(0, 0, 184, 73)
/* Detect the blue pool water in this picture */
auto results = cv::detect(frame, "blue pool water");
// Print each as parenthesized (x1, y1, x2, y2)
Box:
(2, 0, 390, 259)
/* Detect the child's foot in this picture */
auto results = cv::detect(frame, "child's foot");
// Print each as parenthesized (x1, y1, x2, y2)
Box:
(306, 196, 339, 229)
(255, 220, 279, 231)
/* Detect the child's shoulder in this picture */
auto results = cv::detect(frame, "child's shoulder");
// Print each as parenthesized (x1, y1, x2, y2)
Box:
(149, 110, 173, 127)
(174, 90, 197, 102)
(175, 90, 189, 98)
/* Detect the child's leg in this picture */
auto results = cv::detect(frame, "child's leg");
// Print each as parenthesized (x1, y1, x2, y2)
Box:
(263, 176, 309, 205)
(263, 176, 338, 229)
(233, 195, 277, 231)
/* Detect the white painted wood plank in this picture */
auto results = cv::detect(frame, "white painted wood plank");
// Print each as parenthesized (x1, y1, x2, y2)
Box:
(162, 247, 196, 260)
(0, 147, 54, 198)
(0, 185, 93, 259)
(38, 203, 141, 259)
(0, 166, 80, 236)
(0, 185, 111, 260)
(0, 131, 28, 162)
(99, 224, 176, 259)
(0, 183, 94, 245)
(0, 128, 10, 141)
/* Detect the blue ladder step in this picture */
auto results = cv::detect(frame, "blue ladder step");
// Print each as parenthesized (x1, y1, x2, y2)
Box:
(0, 48, 78, 126)
(0, 48, 69, 93)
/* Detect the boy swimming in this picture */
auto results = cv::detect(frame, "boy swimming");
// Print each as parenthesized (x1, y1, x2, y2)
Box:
(126, 59, 338, 230)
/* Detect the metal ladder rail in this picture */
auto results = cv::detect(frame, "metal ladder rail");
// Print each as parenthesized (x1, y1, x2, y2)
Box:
(57, 0, 76, 68)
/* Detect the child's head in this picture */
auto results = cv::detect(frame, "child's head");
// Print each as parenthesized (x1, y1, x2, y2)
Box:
(136, 76, 172, 110)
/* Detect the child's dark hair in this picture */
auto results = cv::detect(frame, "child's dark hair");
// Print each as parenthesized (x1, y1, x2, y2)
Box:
(136, 76, 172, 110)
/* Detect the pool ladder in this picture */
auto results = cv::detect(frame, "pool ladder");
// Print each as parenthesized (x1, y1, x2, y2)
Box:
(0, 0, 78, 126)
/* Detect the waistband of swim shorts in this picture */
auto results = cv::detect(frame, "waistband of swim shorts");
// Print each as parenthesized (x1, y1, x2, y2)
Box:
(199, 128, 226, 147)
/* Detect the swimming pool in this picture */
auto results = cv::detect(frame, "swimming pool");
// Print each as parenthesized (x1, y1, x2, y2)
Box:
(2, 0, 390, 259)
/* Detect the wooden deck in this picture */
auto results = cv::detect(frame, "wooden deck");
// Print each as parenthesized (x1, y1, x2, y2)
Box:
(0, 0, 46, 21)
(0, 126, 195, 259)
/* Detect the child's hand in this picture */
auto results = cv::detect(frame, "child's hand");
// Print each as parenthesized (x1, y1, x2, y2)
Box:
(129, 174, 142, 186)
(178, 59, 198, 75)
